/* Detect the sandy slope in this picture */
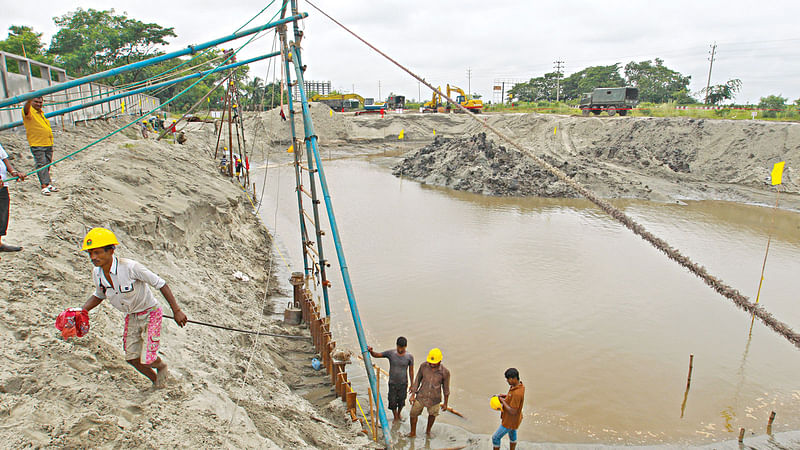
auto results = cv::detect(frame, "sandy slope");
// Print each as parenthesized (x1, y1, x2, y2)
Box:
(0, 122, 373, 448)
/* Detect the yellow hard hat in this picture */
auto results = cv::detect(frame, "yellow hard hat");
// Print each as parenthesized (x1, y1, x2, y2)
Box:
(427, 348, 443, 364)
(82, 228, 119, 251)
(490, 396, 502, 411)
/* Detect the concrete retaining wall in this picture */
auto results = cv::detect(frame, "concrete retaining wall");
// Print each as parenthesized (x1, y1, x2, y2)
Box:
(0, 51, 161, 131)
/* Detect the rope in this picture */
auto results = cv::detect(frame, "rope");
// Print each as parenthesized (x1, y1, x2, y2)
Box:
(164, 315, 305, 339)
(304, 0, 800, 351)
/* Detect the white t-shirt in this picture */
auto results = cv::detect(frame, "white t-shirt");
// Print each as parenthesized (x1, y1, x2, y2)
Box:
(0, 143, 9, 187)
(92, 256, 166, 314)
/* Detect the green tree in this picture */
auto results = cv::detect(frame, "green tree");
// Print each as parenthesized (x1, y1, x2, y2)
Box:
(0, 26, 53, 74)
(624, 58, 691, 103)
(702, 79, 742, 105)
(758, 95, 787, 118)
(48, 8, 176, 76)
(509, 72, 560, 102)
(560, 64, 625, 100)
(0, 25, 49, 59)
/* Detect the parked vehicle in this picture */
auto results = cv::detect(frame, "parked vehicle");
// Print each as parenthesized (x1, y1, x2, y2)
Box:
(579, 87, 639, 116)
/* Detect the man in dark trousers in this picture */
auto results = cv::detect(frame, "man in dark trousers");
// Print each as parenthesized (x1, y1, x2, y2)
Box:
(408, 348, 449, 437)
(0, 141, 25, 253)
(492, 368, 525, 450)
(368, 336, 414, 421)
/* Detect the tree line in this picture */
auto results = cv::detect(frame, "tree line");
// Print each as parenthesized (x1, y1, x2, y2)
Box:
(508, 58, 799, 110)
(0, 9, 283, 112)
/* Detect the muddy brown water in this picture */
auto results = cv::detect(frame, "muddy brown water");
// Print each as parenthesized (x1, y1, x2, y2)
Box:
(256, 154, 800, 446)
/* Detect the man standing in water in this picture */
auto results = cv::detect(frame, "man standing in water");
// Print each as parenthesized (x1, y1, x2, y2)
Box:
(492, 368, 525, 450)
(79, 228, 187, 387)
(368, 336, 415, 421)
(408, 348, 450, 437)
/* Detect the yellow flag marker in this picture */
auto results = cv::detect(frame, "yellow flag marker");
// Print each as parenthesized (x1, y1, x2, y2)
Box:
(329, 110, 333, 117)
(771, 161, 785, 185)
(433, 129, 436, 136)
(398, 129, 404, 140)
(554, 126, 557, 135)
(287, 145, 294, 153)
(121, 100, 125, 113)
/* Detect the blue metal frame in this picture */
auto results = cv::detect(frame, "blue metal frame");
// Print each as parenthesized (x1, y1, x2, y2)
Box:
(0, 13, 306, 109)
(0, 53, 280, 132)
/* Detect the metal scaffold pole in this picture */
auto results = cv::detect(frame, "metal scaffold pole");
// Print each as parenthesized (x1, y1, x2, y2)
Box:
(287, 1, 392, 447)
(281, 3, 332, 318)
(279, 22, 312, 279)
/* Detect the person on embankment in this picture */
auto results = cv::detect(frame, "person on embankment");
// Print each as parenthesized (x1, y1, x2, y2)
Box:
(492, 368, 525, 450)
(368, 336, 415, 421)
(22, 96, 58, 196)
(79, 228, 187, 387)
(408, 348, 450, 437)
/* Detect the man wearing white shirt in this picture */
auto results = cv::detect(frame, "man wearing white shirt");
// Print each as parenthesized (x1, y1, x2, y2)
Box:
(80, 227, 187, 387)
(0, 142, 25, 253)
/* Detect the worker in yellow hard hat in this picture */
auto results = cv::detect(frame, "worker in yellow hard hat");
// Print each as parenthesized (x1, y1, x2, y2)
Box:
(491, 368, 525, 450)
(78, 228, 187, 387)
(408, 347, 450, 438)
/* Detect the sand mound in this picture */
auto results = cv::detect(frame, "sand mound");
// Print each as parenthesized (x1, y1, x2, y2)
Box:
(390, 114, 800, 206)
(0, 121, 372, 448)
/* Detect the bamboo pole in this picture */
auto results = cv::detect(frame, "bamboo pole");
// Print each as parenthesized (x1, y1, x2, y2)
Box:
(368, 387, 376, 441)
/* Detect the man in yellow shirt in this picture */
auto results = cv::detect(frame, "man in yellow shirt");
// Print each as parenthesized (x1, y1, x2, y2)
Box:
(22, 96, 58, 196)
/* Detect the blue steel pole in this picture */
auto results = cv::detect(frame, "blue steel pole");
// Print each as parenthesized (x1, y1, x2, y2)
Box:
(279, 31, 312, 279)
(288, 42, 393, 450)
(0, 53, 280, 132)
(0, 13, 307, 109)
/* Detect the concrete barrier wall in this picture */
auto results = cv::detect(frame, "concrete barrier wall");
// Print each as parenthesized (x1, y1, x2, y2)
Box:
(0, 51, 161, 131)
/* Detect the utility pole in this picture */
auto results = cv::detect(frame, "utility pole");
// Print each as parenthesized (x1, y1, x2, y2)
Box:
(466, 67, 472, 97)
(418, 81, 421, 104)
(378, 80, 381, 101)
(704, 42, 717, 104)
(553, 60, 564, 102)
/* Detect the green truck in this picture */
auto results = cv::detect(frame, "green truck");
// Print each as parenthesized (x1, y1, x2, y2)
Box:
(579, 87, 639, 116)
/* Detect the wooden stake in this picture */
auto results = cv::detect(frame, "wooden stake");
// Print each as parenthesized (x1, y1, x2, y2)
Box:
(738, 427, 745, 443)
(680, 354, 694, 418)
(767, 411, 776, 434)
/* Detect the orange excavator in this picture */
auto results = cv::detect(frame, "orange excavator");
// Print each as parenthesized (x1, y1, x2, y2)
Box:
(446, 84, 483, 113)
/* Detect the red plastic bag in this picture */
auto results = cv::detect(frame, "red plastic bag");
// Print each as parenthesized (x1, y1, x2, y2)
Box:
(55, 308, 90, 339)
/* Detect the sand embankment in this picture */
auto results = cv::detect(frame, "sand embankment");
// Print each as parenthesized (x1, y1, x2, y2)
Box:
(0, 121, 373, 448)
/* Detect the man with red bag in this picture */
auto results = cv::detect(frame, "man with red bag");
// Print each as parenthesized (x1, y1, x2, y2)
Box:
(78, 228, 187, 387)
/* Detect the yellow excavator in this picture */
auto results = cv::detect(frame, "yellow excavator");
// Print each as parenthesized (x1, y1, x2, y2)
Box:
(310, 93, 365, 110)
(446, 84, 482, 113)
(422, 86, 442, 112)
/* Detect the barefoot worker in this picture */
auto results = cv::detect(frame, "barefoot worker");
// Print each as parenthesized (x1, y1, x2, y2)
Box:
(79, 228, 187, 386)
(492, 368, 525, 450)
(368, 336, 415, 421)
(408, 348, 449, 437)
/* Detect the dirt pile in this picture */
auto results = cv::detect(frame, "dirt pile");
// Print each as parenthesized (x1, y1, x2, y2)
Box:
(0, 121, 372, 448)
(391, 114, 800, 207)
(393, 133, 579, 197)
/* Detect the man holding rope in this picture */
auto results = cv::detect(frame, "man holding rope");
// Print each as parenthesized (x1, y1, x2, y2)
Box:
(79, 228, 187, 387)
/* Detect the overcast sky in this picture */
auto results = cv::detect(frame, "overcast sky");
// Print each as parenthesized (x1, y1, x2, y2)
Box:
(2, 1, 799, 104)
